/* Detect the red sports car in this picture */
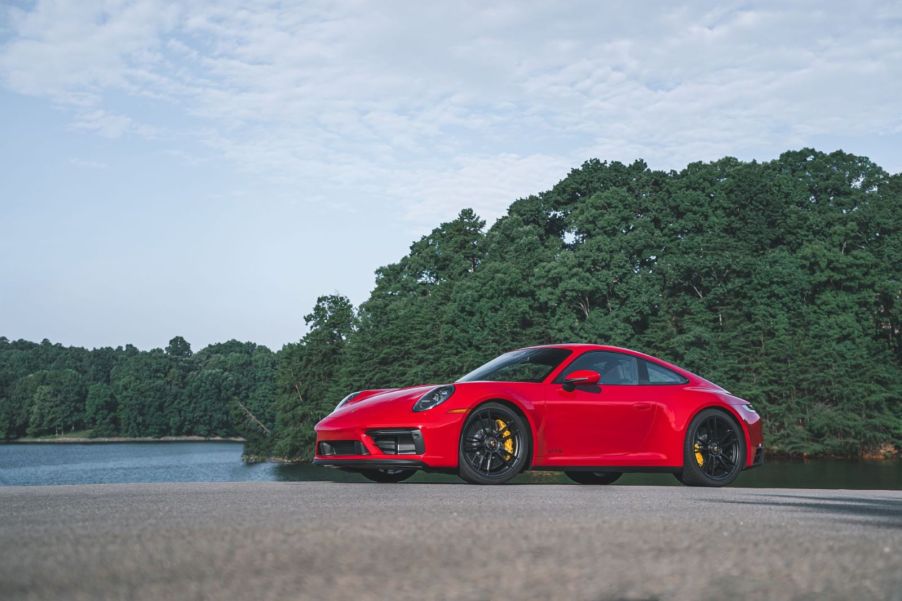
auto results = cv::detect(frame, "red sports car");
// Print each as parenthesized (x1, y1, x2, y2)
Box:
(314, 344, 763, 486)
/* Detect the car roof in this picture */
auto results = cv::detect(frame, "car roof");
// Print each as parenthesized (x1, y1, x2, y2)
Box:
(521, 343, 636, 353)
(517, 343, 718, 388)
(520, 343, 663, 363)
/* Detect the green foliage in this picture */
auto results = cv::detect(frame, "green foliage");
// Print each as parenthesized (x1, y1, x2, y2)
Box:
(165, 336, 192, 358)
(268, 295, 355, 460)
(269, 149, 900, 459)
(25, 370, 85, 436)
(0, 336, 277, 443)
(0, 149, 898, 459)
(85, 383, 117, 436)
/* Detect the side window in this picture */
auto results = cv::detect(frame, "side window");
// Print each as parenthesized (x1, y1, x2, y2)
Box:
(556, 351, 639, 385)
(643, 360, 687, 384)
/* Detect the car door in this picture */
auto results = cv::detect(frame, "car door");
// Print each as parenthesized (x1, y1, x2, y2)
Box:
(541, 351, 658, 466)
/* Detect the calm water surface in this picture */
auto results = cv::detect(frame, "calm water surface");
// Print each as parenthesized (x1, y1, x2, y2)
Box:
(0, 442, 899, 489)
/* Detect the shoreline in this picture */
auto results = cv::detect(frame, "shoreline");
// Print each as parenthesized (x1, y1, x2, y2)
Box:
(245, 454, 900, 465)
(2, 440, 897, 463)
(3, 436, 246, 444)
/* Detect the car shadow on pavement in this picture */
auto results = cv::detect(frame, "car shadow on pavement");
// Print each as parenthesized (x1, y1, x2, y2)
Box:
(703, 493, 902, 529)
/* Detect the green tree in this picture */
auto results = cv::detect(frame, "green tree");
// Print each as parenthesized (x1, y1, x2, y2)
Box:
(166, 336, 192, 358)
(85, 383, 118, 436)
(270, 295, 355, 459)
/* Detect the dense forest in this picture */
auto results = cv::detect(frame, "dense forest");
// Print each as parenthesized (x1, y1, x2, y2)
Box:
(0, 336, 277, 449)
(1, 149, 899, 460)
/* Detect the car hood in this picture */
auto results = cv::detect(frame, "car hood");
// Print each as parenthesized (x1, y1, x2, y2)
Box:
(335, 384, 439, 415)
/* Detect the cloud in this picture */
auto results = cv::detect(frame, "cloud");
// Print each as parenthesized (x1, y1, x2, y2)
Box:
(0, 1, 177, 98)
(393, 154, 573, 229)
(68, 157, 108, 169)
(70, 109, 157, 139)
(2, 0, 901, 228)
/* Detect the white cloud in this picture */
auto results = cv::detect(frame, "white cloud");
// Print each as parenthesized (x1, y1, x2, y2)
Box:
(1, 1, 178, 94)
(393, 154, 573, 229)
(2, 0, 901, 227)
(68, 157, 108, 169)
(70, 109, 157, 139)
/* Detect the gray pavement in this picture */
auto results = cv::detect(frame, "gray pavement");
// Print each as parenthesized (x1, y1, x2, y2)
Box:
(0, 481, 900, 601)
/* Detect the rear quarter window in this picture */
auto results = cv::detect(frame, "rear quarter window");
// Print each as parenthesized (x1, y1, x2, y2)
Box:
(642, 359, 688, 385)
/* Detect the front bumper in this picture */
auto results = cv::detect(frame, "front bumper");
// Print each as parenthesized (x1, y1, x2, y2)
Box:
(314, 410, 464, 469)
(313, 458, 427, 470)
(315, 428, 425, 469)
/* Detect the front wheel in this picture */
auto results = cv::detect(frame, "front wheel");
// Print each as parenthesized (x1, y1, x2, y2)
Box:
(458, 402, 530, 484)
(679, 409, 746, 487)
(358, 468, 416, 483)
(565, 471, 622, 485)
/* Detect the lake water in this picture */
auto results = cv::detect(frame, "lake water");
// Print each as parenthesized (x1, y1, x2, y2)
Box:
(1, 442, 900, 489)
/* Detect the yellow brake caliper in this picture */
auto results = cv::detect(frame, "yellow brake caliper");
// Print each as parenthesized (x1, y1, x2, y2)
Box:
(693, 442, 704, 466)
(496, 419, 514, 458)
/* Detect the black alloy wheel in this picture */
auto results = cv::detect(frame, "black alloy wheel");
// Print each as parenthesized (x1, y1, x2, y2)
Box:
(458, 402, 530, 484)
(677, 408, 745, 487)
(565, 471, 622, 485)
(359, 468, 416, 483)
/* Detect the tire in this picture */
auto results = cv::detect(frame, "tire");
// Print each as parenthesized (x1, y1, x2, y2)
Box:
(358, 468, 416, 483)
(565, 471, 622, 485)
(679, 408, 746, 487)
(458, 402, 530, 484)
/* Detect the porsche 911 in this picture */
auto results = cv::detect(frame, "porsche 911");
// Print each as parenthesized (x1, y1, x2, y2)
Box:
(314, 344, 764, 486)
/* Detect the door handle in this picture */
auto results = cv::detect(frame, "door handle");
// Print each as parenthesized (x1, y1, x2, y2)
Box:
(632, 402, 653, 411)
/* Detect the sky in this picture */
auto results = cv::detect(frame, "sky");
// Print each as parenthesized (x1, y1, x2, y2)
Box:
(1, 0, 901, 351)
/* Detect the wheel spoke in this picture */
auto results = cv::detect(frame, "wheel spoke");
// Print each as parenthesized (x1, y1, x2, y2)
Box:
(718, 430, 736, 446)
(463, 436, 481, 450)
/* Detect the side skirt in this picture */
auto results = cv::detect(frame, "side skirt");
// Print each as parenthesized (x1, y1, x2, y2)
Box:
(530, 465, 682, 474)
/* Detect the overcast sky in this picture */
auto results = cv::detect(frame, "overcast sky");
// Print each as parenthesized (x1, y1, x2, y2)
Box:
(1, 0, 900, 351)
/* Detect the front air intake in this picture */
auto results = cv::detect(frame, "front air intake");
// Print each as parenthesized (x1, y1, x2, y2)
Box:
(368, 429, 425, 455)
(318, 441, 367, 456)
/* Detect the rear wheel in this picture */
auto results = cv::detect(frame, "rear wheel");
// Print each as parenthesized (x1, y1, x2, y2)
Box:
(358, 468, 416, 483)
(458, 402, 530, 485)
(565, 471, 622, 485)
(679, 409, 745, 487)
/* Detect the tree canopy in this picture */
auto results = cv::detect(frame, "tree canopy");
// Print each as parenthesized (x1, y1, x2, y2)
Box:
(0, 337, 276, 445)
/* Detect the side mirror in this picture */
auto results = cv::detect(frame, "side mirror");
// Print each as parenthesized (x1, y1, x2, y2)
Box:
(562, 369, 601, 391)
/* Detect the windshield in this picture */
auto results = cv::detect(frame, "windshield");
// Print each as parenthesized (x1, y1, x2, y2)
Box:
(457, 348, 572, 383)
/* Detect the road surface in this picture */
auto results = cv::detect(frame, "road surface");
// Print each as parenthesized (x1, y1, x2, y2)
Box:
(1, 481, 900, 601)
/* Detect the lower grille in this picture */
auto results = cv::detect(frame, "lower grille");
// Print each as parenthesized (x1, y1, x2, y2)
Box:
(318, 440, 367, 456)
(369, 429, 425, 455)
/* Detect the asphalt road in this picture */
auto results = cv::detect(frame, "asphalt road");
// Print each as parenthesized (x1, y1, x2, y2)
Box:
(1, 482, 900, 601)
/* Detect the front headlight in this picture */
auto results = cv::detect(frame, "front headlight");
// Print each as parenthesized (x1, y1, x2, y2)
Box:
(413, 385, 455, 412)
(333, 391, 360, 412)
